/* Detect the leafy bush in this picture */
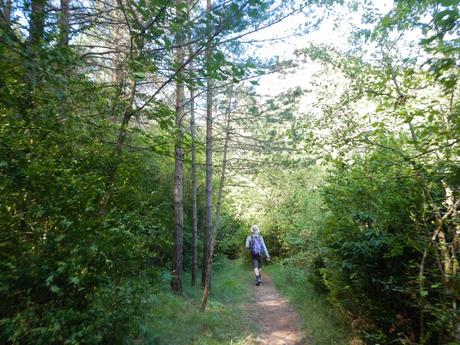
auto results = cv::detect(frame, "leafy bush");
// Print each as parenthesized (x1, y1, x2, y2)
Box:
(0, 48, 174, 343)
(313, 144, 454, 344)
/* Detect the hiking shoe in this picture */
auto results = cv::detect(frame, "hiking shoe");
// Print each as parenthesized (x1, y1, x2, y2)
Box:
(255, 275, 261, 286)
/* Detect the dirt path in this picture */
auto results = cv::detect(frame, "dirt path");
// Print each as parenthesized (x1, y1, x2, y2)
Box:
(246, 273, 307, 345)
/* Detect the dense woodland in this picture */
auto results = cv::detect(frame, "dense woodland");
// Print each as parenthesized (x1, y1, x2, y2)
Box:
(1, 0, 459, 344)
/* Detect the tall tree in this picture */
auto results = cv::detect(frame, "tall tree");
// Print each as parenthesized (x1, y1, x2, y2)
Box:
(202, 0, 213, 288)
(26, 0, 46, 88)
(189, 49, 199, 286)
(172, 0, 186, 294)
(97, 0, 139, 217)
(213, 88, 232, 239)
(200, 85, 233, 311)
(59, 0, 70, 46)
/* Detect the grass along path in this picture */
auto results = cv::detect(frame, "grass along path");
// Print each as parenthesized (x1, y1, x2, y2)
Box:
(137, 259, 352, 345)
(266, 264, 352, 345)
(138, 258, 257, 345)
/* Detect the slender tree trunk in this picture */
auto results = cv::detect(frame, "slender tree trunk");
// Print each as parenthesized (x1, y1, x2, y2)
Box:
(190, 84, 198, 286)
(56, 0, 70, 122)
(200, 87, 233, 311)
(189, 63, 198, 286)
(171, 0, 185, 294)
(98, 79, 136, 217)
(98, 1, 141, 217)
(59, 0, 69, 46)
(26, 0, 46, 89)
(111, 0, 125, 98)
(1, 0, 11, 23)
(213, 91, 232, 236)
(202, 0, 213, 288)
(186, 0, 198, 287)
(0, 1, 12, 72)
(29, 0, 45, 43)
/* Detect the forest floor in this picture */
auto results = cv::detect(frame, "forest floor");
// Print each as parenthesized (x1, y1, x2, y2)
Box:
(245, 273, 307, 345)
(140, 259, 349, 344)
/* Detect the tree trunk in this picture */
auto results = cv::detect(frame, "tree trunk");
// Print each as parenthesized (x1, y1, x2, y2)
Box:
(29, 0, 45, 44)
(171, 0, 185, 294)
(189, 64, 198, 286)
(111, 0, 125, 98)
(59, 0, 70, 46)
(200, 87, 233, 312)
(214, 89, 232, 239)
(98, 1, 140, 217)
(186, 0, 198, 287)
(1, 0, 11, 24)
(202, 0, 213, 288)
(26, 0, 46, 88)
(56, 0, 70, 122)
(98, 79, 136, 217)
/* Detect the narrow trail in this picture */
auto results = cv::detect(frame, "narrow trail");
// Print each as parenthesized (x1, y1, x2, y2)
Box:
(246, 273, 307, 345)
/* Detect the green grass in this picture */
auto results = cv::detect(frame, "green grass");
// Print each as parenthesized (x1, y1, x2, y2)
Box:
(135, 259, 353, 345)
(138, 258, 257, 345)
(266, 263, 352, 345)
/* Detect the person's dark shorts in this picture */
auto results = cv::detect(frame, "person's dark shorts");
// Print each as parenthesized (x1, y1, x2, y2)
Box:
(252, 254, 263, 269)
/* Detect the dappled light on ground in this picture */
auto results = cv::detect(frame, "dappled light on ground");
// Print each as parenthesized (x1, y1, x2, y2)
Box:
(246, 274, 306, 345)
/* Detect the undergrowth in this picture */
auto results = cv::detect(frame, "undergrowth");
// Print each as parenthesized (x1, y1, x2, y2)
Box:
(138, 258, 257, 345)
(266, 263, 352, 345)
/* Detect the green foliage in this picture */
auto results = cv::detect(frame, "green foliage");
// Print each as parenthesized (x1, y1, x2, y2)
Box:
(215, 212, 247, 259)
(139, 258, 256, 345)
(0, 0, 313, 342)
(0, 98, 173, 342)
(1, 0, 301, 341)
(2, 0, 459, 344)
(290, 2, 460, 342)
(0, 22, 175, 345)
(258, 166, 325, 258)
(317, 147, 424, 339)
(238, 134, 457, 344)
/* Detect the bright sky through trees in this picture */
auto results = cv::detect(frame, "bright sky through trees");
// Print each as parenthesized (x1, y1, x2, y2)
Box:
(249, 1, 394, 95)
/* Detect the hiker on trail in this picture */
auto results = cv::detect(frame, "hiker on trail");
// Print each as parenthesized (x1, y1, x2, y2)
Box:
(245, 225, 270, 286)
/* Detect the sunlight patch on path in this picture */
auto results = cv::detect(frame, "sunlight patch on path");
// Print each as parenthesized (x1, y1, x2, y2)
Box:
(246, 273, 307, 345)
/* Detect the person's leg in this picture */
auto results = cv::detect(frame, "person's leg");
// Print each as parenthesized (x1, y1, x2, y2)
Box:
(252, 256, 263, 285)
(252, 257, 262, 285)
(257, 256, 263, 284)
(252, 257, 259, 284)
